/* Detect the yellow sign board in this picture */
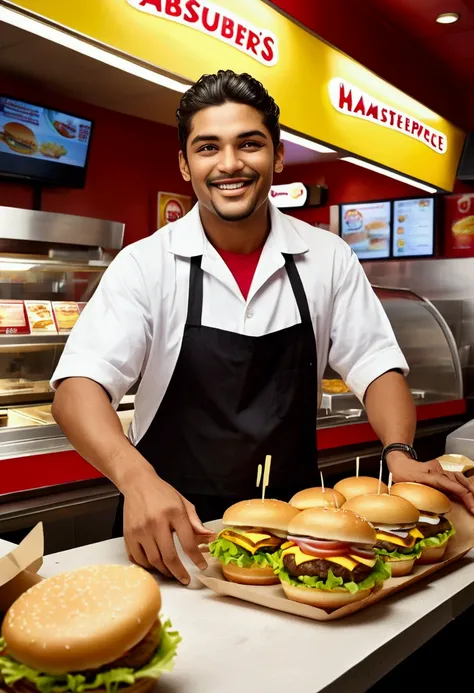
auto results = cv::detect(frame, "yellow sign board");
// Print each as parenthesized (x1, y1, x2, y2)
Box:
(8, 0, 465, 190)
(157, 191, 193, 228)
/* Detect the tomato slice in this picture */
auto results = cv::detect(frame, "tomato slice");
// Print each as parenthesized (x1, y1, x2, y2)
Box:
(289, 539, 350, 558)
(349, 546, 376, 560)
(287, 536, 348, 551)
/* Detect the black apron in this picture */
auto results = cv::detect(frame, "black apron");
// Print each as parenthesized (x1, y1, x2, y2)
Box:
(112, 253, 319, 533)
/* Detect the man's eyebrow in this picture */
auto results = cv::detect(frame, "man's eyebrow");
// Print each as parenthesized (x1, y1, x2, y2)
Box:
(190, 130, 268, 147)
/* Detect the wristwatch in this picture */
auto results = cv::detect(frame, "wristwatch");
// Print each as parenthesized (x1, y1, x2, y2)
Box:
(381, 443, 418, 465)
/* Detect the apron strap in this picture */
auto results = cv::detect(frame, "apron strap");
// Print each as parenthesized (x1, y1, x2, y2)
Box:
(186, 255, 204, 327)
(283, 254, 312, 326)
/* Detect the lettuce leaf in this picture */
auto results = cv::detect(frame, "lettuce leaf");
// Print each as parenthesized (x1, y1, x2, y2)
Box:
(209, 535, 281, 570)
(375, 546, 422, 561)
(0, 618, 180, 693)
(413, 521, 455, 551)
(278, 557, 391, 595)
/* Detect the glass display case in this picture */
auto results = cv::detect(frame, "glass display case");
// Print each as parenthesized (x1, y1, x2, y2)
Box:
(318, 286, 464, 428)
(0, 206, 125, 459)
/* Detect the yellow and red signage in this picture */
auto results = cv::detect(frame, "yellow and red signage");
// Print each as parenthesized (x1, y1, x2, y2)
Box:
(7, 0, 466, 191)
(157, 191, 193, 228)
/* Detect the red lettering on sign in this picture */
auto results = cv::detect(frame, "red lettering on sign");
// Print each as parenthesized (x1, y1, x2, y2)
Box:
(396, 114, 403, 129)
(354, 95, 366, 116)
(246, 29, 260, 55)
(221, 15, 234, 38)
(388, 110, 396, 126)
(411, 121, 419, 135)
(431, 132, 439, 150)
(338, 83, 353, 112)
(366, 103, 378, 119)
(380, 107, 388, 123)
(438, 134, 446, 152)
(404, 117, 411, 132)
(183, 0, 199, 22)
(235, 23, 247, 46)
(261, 35, 275, 63)
(165, 0, 181, 16)
(202, 6, 219, 31)
(423, 127, 430, 143)
(139, 0, 162, 8)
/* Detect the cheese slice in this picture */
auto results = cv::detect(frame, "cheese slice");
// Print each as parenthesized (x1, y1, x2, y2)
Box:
(282, 546, 359, 571)
(376, 531, 416, 548)
(220, 530, 281, 555)
(348, 554, 376, 568)
(280, 541, 295, 551)
(409, 527, 424, 539)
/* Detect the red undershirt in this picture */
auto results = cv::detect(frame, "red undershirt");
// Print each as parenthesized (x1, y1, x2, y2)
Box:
(217, 247, 263, 300)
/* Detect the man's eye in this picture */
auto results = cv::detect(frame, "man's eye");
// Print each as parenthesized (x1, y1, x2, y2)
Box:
(242, 141, 263, 149)
(198, 144, 217, 153)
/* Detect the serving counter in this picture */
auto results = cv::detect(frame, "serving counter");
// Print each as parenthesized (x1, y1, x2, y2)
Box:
(1, 522, 471, 693)
(0, 207, 467, 552)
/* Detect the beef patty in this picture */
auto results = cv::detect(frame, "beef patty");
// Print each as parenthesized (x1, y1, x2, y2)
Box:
(418, 515, 451, 539)
(376, 540, 415, 554)
(282, 554, 372, 583)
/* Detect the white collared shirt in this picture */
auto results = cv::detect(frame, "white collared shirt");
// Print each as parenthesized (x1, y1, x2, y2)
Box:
(51, 204, 408, 444)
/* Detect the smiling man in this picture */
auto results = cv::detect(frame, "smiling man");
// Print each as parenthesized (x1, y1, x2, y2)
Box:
(51, 70, 474, 585)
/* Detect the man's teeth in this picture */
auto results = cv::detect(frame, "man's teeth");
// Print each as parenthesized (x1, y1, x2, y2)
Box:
(216, 182, 247, 190)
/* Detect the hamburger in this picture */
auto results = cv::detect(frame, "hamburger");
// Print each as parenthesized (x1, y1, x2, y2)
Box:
(289, 486, 346, 510)
(391, 482, 455, 564)
(343, 493, 422, 576)
(2, 122, 38, 156)
(0, 564, 180, 693)
(277, 507, 390, 609)
(209, 499, 300, 585)
(334, 476, 388, 501)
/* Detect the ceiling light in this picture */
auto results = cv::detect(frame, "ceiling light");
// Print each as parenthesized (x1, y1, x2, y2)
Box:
(0, 5, 189, 93)
(436, 12, 459, 24)
(342, 157, 438, 194)
(281, 129, 336, 154)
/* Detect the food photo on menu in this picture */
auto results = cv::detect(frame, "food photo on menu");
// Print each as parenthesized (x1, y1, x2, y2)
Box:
(393, 197, 435, 257)
(24, 301, 57, 333)
(340, 201, 391, 260)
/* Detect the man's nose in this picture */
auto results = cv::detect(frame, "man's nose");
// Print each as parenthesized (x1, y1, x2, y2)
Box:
(218, 146, 245, 174)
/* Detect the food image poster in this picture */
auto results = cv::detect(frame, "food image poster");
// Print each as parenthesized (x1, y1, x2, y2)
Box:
(52, 302, 81, 333)
(24, 301, 57, 333)
(157, 192, 193, 229)
(0, 97, 91, 167)
(0, 301, 29, 334)
(444, 193, 474, 257)
(340, 201, 391, 260)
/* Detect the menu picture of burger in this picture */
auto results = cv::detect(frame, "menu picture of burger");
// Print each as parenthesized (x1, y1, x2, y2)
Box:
(52, 301, 81, 332)
(0, 122, 38, 156)
(24, 301, 57, 333)
(340, 201, 391, 260)
(0, 301, 29, 335)
(445, 193, 474, 257)
(392, 198, 434, 258)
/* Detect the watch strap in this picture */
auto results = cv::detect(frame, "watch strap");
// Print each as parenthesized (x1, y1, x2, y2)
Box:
(382, 443, 418, 464)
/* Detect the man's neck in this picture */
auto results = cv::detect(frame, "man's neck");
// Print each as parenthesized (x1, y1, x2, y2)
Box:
(199, 202, 270, 254)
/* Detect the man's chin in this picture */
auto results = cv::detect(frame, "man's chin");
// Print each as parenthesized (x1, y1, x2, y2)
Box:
(211, 201, 258, 222)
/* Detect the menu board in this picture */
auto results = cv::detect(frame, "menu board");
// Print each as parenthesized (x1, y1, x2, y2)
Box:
(444, 193, 474, 258)
(0, 301, 29, 335)
(393, 198, 435, 257)
(52, 302, 80, 333)
(24, 301, 57, 333)
(340, 201, 391, 260)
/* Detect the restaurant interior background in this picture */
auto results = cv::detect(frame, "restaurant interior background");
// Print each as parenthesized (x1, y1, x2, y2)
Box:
(0, 0, 474, 552)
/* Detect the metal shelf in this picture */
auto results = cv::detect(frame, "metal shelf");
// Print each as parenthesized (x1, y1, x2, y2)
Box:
(0, 334, 68, 351)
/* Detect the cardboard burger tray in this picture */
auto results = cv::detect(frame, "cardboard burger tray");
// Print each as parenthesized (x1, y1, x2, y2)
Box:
(0, 523, 44, 615)
(196, 502, 474, 621)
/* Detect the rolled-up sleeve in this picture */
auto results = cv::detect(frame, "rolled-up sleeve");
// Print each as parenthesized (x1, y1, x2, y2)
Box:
(51, 248, 150, 408)
(328, 250, 409, 402)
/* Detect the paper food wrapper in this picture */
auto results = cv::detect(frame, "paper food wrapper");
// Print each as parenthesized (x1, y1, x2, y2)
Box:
(0, 523, 44, 614)
(438, 454, 474, 476)
(197, 502, 474, 621)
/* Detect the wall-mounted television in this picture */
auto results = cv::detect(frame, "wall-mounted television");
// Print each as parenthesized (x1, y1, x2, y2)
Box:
(339, 200, 391, 260)
(0, 96, 93, 189)
(392, 196, 435, 258)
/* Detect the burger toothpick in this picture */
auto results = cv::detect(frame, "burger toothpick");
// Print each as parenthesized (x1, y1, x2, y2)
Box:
(256, 455, 272, 502)
(356, 456, 360, 478)
(377, 459, 383, 495)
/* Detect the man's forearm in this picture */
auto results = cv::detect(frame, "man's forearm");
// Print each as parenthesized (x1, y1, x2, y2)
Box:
(364, 371, 416, 453)
(52, 377, 156, 493)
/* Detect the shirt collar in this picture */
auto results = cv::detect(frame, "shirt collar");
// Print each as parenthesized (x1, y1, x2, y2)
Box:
(168, 202, 309, 258)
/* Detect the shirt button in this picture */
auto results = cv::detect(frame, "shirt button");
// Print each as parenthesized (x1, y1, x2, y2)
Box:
(246, 309, 254, 319)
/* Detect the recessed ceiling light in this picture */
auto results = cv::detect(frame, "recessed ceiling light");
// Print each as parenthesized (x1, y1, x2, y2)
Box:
(436, 12, 460, 24)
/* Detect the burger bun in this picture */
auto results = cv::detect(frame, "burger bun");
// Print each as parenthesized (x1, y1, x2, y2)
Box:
(222, 562, 279, 585)
(343, 493, 419, 525)
(388, 558, 415, 577)
(280, 580, 371, 609)
(416, 543, 448, 565)
(289, 487, 346, 510)
(223, 498, 300, 533)
(390, 482, 451, 514)
(288, 507, 376, 545)
(334, 476, 388, 500)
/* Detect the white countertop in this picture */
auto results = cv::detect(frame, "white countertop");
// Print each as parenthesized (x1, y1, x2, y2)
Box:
(14, 530, 470, 693)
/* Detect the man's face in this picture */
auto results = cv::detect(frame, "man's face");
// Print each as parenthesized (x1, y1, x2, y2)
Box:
(179, 102, 284, 223)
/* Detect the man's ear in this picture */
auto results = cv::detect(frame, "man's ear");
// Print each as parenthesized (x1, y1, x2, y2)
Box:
(179, 150, 191, 181)
(274, 141, 284, 173)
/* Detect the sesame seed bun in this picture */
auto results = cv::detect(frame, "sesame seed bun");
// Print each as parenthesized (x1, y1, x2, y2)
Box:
(3, 122, 37, 155)
(289, 487, 346, 510)
(222, 498, 300, 533)
(390, 482, 451, 514)
(2, 564, 161, 674)
(287, 507, 376, 546)
(342, 493, 420, 525)
(334, 476, 388, 500)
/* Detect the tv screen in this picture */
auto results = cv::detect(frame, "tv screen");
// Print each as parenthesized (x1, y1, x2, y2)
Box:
(0, 96, 93, 188)
(392, 197, 435, 258)
(339, 201, 391, 260)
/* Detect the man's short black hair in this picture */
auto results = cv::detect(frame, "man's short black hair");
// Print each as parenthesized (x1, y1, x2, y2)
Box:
(176, 69, 280, 157)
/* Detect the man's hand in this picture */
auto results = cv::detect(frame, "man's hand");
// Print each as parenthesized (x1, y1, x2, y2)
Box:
(388, 452, 474, 513)
(123, 472, 213, 584)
